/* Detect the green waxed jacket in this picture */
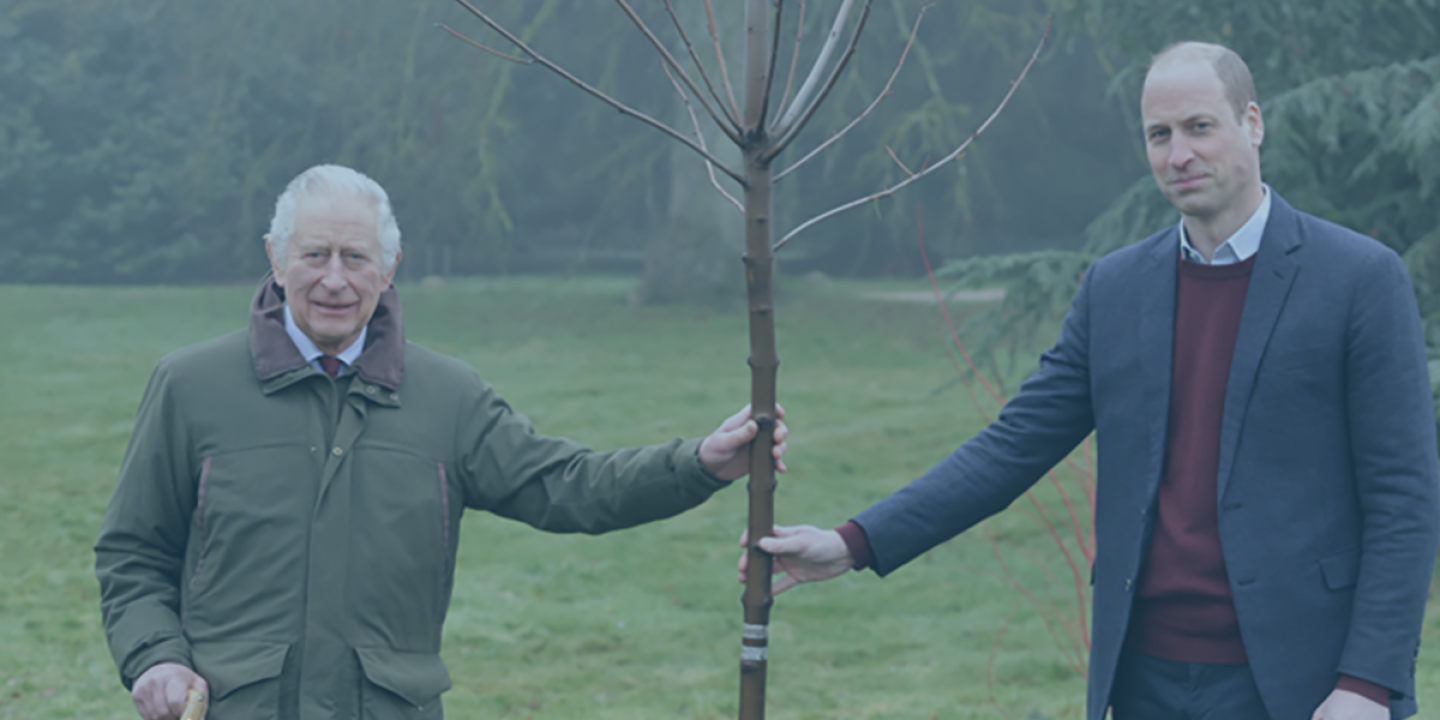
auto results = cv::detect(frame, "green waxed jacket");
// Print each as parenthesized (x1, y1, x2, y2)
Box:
(95, 279, 730, 719)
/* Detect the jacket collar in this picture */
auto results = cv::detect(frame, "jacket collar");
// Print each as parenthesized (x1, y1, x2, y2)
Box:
(249, 275, 406, 391)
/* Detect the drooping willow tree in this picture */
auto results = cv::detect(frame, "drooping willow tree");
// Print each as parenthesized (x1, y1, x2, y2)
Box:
(440, 1, 1046, 715)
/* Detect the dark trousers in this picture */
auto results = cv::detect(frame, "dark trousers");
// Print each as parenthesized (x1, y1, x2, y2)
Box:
(1111, 651, 1271, 720)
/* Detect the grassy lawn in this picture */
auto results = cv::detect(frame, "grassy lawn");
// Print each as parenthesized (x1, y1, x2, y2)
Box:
(1, 277, 1437, 719)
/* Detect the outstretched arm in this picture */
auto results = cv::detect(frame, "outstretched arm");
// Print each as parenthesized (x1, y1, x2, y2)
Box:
(461, 368, 788, 533)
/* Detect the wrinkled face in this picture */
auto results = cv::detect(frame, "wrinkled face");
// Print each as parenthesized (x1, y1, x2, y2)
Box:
(266, 190, 398, 356)
(1141, 56, 1264, 222)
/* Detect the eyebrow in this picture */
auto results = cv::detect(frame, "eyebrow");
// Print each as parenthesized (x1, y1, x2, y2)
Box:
(1145, 113, 1219, 133)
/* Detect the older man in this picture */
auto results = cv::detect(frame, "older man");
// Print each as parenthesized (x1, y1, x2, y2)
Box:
(743, 42, 1439, 720)
(96, 164, 787, 720)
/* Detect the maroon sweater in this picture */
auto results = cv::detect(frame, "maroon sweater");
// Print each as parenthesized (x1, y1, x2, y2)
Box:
(1129, 256, 1255, 664)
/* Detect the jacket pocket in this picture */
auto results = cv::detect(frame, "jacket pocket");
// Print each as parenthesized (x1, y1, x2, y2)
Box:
(356, 647, 451, 720)
(190, 640, 289, 720)
(1320, 548, 1360, 590)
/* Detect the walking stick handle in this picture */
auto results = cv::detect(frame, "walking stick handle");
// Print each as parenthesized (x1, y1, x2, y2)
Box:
(181, 688, 207, 720)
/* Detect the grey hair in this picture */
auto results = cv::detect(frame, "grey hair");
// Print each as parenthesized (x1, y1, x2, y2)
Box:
(267, 164, 402, 272)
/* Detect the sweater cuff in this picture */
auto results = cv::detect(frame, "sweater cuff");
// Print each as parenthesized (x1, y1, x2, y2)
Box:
(835, 520, 873, 571)
(1336, 675, 1391, 708)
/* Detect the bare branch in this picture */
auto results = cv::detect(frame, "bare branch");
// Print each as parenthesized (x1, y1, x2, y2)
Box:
(774, 0, 860, 130)
(662, 61, 744, 213)
(773, 3, 929, 182)
(435, 23, 532, 64)
(610, 0, 744, 146)
(773, 18, 1050, 251)
(774, 0, 806, 126)
(662, 0, 741, 129)
(447, 0, 746, 185)
(703, 0, 743, 122)
(757, 0, 785, 128)
(766, 0, 875, 158)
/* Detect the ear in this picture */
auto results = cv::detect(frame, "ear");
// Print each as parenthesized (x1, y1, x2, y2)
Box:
(265, 235, 287, 287)
(1245, 101, 1265, 149)
(382, 249, 402, 287)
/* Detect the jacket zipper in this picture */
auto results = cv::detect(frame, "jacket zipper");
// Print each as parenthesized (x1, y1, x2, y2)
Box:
(189, 456, 214, 590)
(183, 456, 213, 629)
(438, 462, 451, 576)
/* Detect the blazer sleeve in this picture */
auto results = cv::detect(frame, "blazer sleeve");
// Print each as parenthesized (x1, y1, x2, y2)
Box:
(854, 263, 1099, 575)
(1336, 248, 1440, 692)
(94, 362, 197, 689)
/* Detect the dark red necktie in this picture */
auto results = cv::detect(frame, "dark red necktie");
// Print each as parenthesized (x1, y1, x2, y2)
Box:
(319, 355, 341, 379)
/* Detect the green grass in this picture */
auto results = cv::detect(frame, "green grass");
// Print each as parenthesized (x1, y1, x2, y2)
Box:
(1, 277, 1437, 719)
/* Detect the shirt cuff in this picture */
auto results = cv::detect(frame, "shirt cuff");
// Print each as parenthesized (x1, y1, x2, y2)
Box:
(835, 520, 874, 571)
(1336, 675, 1391, 708)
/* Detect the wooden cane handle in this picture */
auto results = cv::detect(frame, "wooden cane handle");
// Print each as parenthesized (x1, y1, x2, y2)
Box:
(181, 688, 207, 720)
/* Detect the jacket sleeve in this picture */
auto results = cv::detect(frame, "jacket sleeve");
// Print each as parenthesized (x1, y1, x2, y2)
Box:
(854, 263, 1098, 576)
(1335, 248, 1440, 695)
(454, 372, 731, 534)
(94, 362, 197, 689)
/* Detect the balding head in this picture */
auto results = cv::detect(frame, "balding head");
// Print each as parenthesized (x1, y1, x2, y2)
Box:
(1150, 42, 1256, 120)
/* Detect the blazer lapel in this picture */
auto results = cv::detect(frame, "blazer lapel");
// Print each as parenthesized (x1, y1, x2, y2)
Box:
(1138, 231, 1179, 501)
(1216, 197, 1303, 501)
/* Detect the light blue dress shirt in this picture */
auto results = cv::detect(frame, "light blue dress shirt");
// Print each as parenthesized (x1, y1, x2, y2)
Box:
(284, 304, 367, 376)
(1178, 185, 1271, 266)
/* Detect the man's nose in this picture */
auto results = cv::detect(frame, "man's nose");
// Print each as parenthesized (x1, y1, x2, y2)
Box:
(320, 254, 347, 289)
(1168, 136, 1194, 169)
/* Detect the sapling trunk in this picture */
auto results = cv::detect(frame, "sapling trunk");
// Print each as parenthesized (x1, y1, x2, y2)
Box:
(738, 2, 777, 717)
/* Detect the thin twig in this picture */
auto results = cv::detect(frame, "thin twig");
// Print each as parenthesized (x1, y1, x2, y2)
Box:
(921, 203, 1092, 672)
(662, 61, 744, 213)
(774, 0, 806, 126)
(1028, 483, 1091, 653)
(776, 0, 858, 130)
(773, 3, 930, 182)
(663, 0, 741, 128)
(766, 0, 874, 158)
(986, 605, 1018, 720)
(885, 145, 914, 176)
(435, 23, 532, 64)
(983, 522, 1086, 674)
(773, 18, 1049, 250)
(446, 0, 746, 186)
(702, 0, 742, 122)
(916, 205, 1003, 403)
(610, 0, 744, 146)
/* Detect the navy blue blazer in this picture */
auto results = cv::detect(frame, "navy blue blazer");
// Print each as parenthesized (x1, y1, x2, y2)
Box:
(854, 194, 1440, 720)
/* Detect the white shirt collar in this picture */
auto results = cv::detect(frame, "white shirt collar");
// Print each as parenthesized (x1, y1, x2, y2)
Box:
(284, 304, 366, 370)
(1179, 184, 1271, 266)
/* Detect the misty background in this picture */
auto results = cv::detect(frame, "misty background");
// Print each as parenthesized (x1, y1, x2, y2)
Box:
(0, 0, 1435, 310)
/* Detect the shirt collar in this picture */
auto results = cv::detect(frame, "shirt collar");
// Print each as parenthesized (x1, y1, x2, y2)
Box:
(284, 304, 367, 368)
(1179, 184, 1271, 266)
